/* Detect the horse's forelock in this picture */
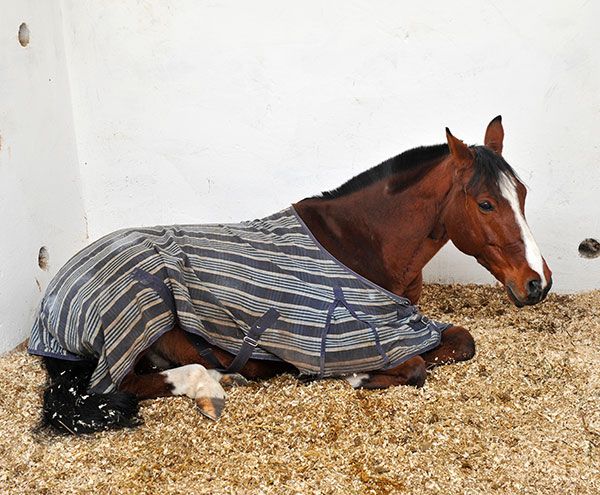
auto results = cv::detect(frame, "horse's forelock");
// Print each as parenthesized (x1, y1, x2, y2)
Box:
(467, 146, 520, 195)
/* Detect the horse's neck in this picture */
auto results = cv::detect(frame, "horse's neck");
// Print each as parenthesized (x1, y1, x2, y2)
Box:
(294, 167, 451, 299)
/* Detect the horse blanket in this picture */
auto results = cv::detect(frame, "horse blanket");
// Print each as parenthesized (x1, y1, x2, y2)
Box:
(28, 207, 450, 393)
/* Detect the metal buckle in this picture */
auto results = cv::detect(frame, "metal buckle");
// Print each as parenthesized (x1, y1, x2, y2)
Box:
(409, 313, 422, 323)
(243, 335, 258, 347)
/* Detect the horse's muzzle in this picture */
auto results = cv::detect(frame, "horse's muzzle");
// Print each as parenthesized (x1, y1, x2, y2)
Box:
(507, 277, 552, 307)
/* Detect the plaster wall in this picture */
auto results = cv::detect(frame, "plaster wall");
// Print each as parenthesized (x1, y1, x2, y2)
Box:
(61, 1, 599, 293)
(0, 1, 87, 353)
(2, 1, 598, 354)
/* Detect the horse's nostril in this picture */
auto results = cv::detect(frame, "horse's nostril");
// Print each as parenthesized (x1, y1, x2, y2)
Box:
(527, 279, 542, 298)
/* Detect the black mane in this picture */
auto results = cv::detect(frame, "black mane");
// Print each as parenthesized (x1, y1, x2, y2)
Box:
(316, 143, 519, 199)
(317, 144, 449, 199)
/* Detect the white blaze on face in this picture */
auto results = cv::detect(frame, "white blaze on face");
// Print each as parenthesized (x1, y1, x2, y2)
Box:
(498, 174, 547, 287)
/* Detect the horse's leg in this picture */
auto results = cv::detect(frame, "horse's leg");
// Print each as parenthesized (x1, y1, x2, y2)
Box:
(344, 356, 427, 389)
(420, 325, 476, 367)
(403, 271, 424, 304)
(119, 364, 226, 420)
(149, 327, 220, 368)
(344, 326, 475, 389)
(148, 326, 295, 382)
(400, 273, 476, 366)
(142, 326, 247, 387)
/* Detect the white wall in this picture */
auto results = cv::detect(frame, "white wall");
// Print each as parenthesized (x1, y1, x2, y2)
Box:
(0, 1, 87, 353)
(1, 1, 598, 353)
(61, 0, 599, 293)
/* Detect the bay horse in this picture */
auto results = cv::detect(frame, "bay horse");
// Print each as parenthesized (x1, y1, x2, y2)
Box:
(34, 116, 552, 434)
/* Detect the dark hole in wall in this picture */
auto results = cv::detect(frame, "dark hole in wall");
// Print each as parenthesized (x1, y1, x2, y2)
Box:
(578, 238, 600, 259)
(38, 246, 49, 271)
(18, 23, 29, 47)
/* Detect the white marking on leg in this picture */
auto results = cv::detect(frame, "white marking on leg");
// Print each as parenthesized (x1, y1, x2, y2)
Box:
(206, 369, 223, 383)
(204, 369, 249, 388)
(345, 373, 370, 389)
(162, 364, 225, 400)
(498, 174, 547, 286)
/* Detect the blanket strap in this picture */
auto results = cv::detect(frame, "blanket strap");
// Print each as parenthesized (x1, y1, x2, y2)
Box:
(185, 333, 225, 370)
(132, 266, 279, 375)
(319, 286, 391, 376)
(226, 308, 280, 374)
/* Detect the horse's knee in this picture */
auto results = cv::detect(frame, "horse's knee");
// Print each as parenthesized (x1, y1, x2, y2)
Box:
(421, 326, 476, 366)
(445, 326, 476, 361)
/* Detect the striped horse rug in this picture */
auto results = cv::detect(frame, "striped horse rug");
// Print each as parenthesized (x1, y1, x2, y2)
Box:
(28, 207, 449, 393)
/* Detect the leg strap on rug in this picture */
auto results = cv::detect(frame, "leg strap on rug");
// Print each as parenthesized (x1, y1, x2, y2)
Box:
(226, 308, 280, 374)
(185, 334, 226, 370)
(132, 266, 279, 374)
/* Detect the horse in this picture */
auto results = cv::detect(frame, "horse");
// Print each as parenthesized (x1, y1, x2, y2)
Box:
(32, 116, 552, 434)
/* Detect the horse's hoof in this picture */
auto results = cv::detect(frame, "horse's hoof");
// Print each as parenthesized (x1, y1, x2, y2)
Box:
(220, 373, 250, 388)
(195, 397, 226, 420)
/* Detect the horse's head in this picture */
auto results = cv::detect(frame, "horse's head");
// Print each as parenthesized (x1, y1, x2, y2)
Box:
(442, 116, 552, 307)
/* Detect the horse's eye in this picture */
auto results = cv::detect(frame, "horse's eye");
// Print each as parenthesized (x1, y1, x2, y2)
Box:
(478, 201, 494, 212)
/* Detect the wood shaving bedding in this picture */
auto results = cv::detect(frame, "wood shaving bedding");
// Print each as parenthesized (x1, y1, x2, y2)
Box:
(0, 284, 598, 495)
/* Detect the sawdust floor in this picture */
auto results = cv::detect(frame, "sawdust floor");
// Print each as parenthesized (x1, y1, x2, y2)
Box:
(1, 284, 599, 495)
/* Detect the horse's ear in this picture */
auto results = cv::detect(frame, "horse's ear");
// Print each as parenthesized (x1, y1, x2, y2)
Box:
(446, 128, 473, 163)
(484, 115, 504, 155)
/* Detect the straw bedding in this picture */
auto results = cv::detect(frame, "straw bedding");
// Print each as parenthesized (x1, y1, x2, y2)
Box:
(1, 283, 599, 494)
